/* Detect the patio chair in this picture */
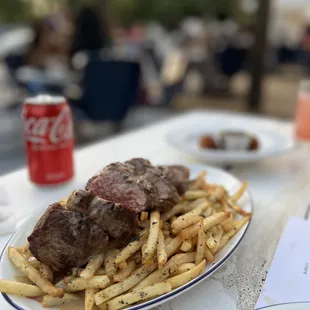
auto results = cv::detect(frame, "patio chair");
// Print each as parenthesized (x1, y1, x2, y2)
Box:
(70, 58, 141, 142)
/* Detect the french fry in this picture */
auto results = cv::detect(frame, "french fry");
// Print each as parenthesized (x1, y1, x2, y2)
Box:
(143, 210, 160, 264)
(203, 212, 230, 231)
(108, 281, 172, 310)
(95, 263, 157, 305)
(42, 293, 81, 307)
(16, 243, 31, 259)
(164, 237, 173, 246)
(195, 226, 206, 265)
(184, 190, 208, 200)
(118, 261, 128, 270)
(38, 263, 53, 282)
(161, 202, 189, 222)
(80, 253, 105, 279)
(231, 181, 247, 201)
(85, 288, 98, 310)
(194, 171, 208, 189)
(8, 247, 63, 297)
(165, 236, 183, 257)
(217, 217, 250, 253)
(227, 199, 251, 217)
(140, 211, 148, 221)
(167, 260, 206, 289)
(221, 218, 234, 232)
(105, 249, 120, 278)
(134, 253, 195, 290)
(209, 186, 226, 202)
(173, 263, 196, 276)
(171, 215, 202, 235)
(157, 229, 167, 266)
(206, 233, 216, 249)
(210, 226, 223, 254)
(180, 240, 192, 252)
(0, 280, 43, 297)
(115, 229, 149, 265)
(113, 260, 136, 282)
(204, 245, 214, 262)
(65, 275, 110, 292)
(179, 221, 202, 242)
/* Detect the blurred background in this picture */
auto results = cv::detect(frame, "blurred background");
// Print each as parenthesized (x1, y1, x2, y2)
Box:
(0, 0, 310, 174)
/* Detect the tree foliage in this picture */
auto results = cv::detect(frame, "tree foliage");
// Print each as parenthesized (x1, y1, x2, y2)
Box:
(0, 0, 233, 25)
(0, 0, 32, 23)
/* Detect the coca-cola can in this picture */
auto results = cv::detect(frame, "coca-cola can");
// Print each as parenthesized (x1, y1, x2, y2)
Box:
(23, 95, 74, 185)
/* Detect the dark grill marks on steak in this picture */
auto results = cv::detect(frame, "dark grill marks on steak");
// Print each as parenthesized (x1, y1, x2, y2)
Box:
(28, 203, 109, 272)
(28, 191, 137, 272)
(86, 158, 180, 213)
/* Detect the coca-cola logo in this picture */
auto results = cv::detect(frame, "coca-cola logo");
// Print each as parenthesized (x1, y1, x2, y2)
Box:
(24, 106, 73, 144)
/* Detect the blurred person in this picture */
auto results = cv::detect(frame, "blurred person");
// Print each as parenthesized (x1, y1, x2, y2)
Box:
(70, 6, 110, 57)
(301, 25, 310, 75)
(26, 12, 72, 70)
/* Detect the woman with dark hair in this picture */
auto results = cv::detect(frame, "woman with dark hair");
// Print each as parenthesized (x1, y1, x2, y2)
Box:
(70, 6, 109, 56)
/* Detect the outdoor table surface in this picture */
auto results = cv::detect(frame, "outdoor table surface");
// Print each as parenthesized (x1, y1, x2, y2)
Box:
(1, 110, 309, 310)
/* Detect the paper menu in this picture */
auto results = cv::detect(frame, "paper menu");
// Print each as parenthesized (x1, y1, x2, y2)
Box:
(255, 217, 310, 309)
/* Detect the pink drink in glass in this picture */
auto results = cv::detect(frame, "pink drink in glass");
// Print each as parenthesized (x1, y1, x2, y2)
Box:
(295, 80, 310, 140)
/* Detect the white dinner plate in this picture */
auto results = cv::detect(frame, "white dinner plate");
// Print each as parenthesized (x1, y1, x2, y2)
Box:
(0, 165, 253, 310)
(256, 303, 310, 310)
(166, 113, 295, 164)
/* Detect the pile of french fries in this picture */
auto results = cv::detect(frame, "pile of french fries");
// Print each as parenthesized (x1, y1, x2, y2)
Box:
(0, 171, 251, 310)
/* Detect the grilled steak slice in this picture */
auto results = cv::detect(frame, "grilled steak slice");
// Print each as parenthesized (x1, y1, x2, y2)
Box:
(86, 159, 179, 213)
(28, 203, 108, 272)
(156, 165, 190, 194)
(66, 190, 137, 240)
(28, 191, 137, 272)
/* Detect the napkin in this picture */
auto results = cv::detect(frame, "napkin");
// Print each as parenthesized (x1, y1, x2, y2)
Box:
(0, 186, 16, 235)
(255, 217, 310, 309)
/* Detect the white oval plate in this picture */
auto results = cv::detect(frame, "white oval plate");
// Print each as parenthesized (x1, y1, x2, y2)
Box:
(256, 303, 310, 310)
(0, 165, 253, 310)
(166, 114, 295, 164)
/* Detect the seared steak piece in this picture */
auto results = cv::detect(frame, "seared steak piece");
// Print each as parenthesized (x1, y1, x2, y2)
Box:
(28, 191, 137, 272)
(156, 165, 190, 194)
(28, 203, 109, 272)
(126, 159, 190, 189)
(66, 190, 137, 240)
(86, 159, 179, 213)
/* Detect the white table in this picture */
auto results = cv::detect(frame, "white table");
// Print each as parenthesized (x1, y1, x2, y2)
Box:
(1, 111, 309, 310)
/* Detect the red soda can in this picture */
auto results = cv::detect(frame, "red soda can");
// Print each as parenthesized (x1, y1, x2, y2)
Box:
(23, 95, 74, 185)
